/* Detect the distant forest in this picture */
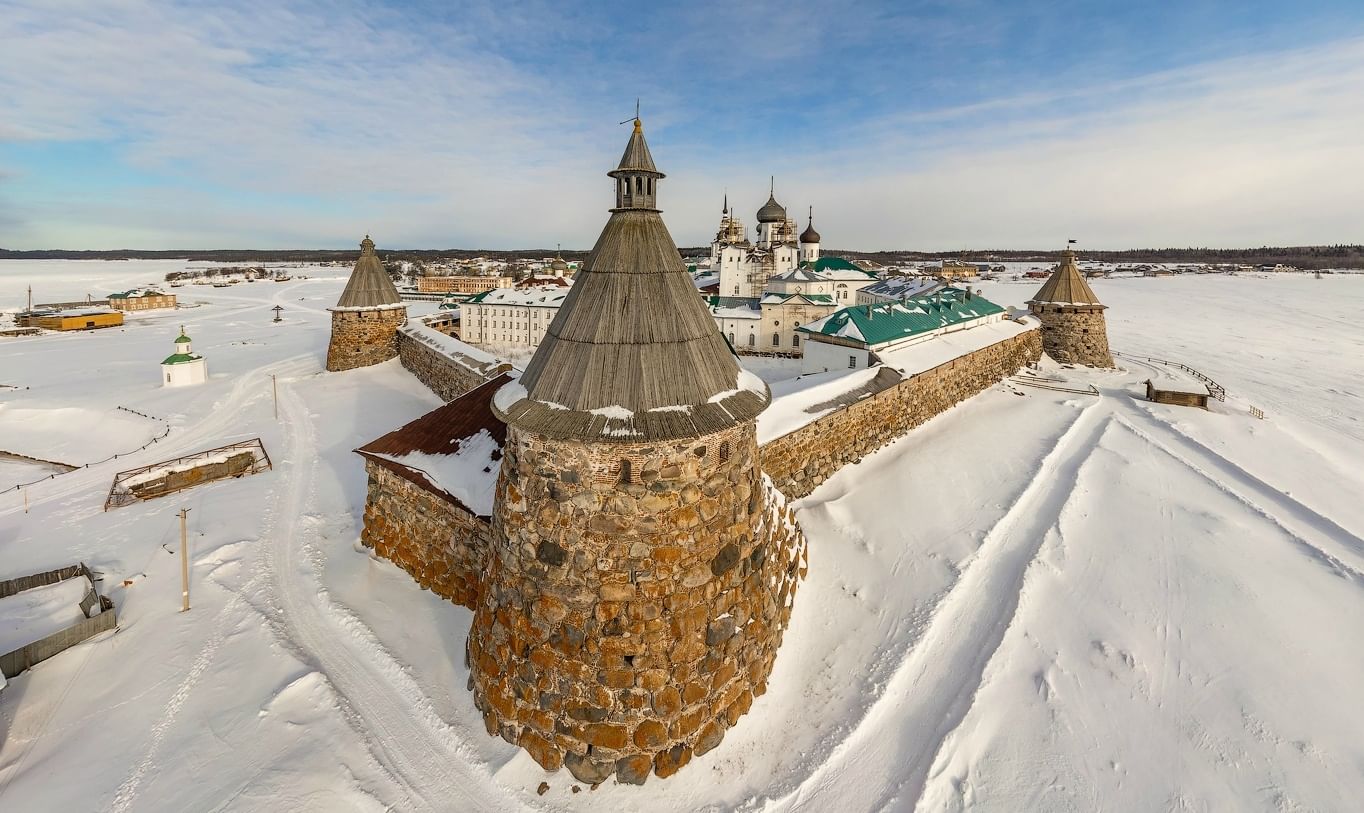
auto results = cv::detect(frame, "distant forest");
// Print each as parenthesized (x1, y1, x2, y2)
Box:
(3, 244, 1362, 269)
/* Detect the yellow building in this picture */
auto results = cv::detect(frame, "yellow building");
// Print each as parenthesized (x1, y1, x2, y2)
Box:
(415, 275, 514, 294)
(107, 289, 177, 311)
(25, 310, 124, 331)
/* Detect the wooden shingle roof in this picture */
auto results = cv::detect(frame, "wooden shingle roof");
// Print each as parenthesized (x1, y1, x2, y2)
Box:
(1029, 250, 1104, 307)
(496, 123, 769, 442)
(335, 235, 403, 308)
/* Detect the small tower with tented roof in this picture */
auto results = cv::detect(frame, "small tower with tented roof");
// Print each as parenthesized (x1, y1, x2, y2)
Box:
(325, 235, 408, 372)
(1027, 246, 1114, 367)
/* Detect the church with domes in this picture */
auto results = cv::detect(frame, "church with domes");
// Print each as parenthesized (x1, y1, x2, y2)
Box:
(710, 182, 822, 299)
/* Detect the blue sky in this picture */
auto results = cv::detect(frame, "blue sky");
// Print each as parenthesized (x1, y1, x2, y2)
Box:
(1, 0, 1362, 250)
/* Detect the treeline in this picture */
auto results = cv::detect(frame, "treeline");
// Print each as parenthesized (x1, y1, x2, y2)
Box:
(0, 247, 590, 263)
(808, 244, 1364, 270)
(5, 244, 1362, 269)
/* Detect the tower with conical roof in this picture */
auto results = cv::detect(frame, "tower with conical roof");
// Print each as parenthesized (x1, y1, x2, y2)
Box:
(325, 235, 408, 372)
(1027, 247, 1114, 367)
(468, 118, 807, 785)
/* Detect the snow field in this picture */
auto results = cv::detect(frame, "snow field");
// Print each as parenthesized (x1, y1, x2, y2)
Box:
(0, 261, 1362, 811)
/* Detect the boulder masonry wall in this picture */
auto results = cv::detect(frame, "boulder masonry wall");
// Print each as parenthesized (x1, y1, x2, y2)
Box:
(359, 460, 492, 608)
(467, 422, 806, 785)
(761, 327, 1043, 499)
(1030, 305, 1113, 368)
(326, 307, 407, 372)
(396, 327, 509, 402)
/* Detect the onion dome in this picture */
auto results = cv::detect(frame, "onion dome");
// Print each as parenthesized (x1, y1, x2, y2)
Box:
(550, 244, 569, 274)
(756, 181, 787, 224)
(799, 206, 821, 244)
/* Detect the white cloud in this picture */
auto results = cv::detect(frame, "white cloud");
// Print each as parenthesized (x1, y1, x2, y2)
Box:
(1, 2, 1361, 250)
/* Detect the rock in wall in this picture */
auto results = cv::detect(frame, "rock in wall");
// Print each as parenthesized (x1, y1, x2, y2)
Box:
(1031, 305, 1113, 368)
(761, 327, 1042, 499)
(467, 422, 807, 784)
(359, 460, 492, 608)
(326, 307, 407, 372)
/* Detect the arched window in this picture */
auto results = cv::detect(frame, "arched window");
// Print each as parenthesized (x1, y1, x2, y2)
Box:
(747, 333, 755, 346)
(718, 441, 731, 462)
(792, 335, 800, 347)
(728, 332, 735, 344)
(772, 334, 780, 346)
(619, 459, 632, 484)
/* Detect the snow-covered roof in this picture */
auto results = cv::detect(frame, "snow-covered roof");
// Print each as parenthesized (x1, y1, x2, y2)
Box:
(799, 288, 1005, 348)
(355, 374, 511, 518)
(466, 283, 572, 307)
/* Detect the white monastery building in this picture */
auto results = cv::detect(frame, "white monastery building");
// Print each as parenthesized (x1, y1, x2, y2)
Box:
(161, 327, 207, 387)
(458, 277, 572, 346)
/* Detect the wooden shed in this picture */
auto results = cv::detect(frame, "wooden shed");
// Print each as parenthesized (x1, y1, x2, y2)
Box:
(1145, 378, 1209, 409)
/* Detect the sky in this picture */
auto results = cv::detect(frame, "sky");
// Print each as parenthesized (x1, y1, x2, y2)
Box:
(1, 0, 1362, 251)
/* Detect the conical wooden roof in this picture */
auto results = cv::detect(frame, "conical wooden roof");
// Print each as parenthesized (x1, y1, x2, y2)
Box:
(335, 235, 402, 308)
(614, 119, 660, 175)
(1029, 249, 1104, 307)
(496, 123, 769, 442)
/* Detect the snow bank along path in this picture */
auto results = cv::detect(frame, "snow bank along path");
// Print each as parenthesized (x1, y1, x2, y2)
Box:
(255, 378, 506, 810)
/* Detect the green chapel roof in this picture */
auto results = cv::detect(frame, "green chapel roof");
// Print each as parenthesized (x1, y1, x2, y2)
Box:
(162, 352, 201, 365)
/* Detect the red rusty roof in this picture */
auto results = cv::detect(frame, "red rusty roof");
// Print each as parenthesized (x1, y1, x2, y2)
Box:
(355, 373, 510, 517)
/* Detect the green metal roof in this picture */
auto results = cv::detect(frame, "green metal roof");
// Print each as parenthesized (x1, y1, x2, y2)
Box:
(162, 352, 202, 365)
(797, 257, 876, 277)
(175, 333, 191, 343)
(797, 287, 1005, 347)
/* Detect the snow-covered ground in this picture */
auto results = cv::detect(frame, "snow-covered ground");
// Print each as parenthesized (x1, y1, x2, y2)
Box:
(1, 261, 1362, 811)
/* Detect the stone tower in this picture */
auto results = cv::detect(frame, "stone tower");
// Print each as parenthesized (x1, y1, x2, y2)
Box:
(325, 235, 407, 372)
(469, 119, 807, 785)
(1027, 248, 1114, 367)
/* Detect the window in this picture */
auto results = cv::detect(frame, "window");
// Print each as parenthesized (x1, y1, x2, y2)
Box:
(718, 441, 731, 462)
(849, 356, 857, 368)
(728, 332, 735, 344)
(792, 335, 799, 347)
(772, 334, 780, 346)
(618, 459, 632, 484)
(747, 333, 755, 346)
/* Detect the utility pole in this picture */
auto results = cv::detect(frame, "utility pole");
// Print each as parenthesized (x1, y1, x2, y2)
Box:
(272, 374, 278, 420)
(179, 508, 191, 612)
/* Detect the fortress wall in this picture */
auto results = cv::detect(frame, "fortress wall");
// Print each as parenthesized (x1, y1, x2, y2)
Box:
(761, 327, 1042, 500)
(359, 459, 492, 609)
(468, 422, 807, 784)
(326, 307, 407, 372)
(396, 325, 508, 402)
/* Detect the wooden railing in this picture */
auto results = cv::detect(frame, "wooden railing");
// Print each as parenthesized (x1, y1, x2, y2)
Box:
(1114, 351, 1227, 401)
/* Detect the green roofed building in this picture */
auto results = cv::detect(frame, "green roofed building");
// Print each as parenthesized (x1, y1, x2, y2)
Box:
(796, 286, 1008, 373)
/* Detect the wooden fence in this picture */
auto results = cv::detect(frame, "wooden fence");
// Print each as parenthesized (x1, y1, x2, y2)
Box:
(104, 438, 272, 510)
(0, 563, 117, 679)
(1114, 351, 1227, 401)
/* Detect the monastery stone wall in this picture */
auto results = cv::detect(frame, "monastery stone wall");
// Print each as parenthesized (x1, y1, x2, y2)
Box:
(468, 422, 807, 785)
(396, 327, 508, 402)
(326, 307, 406, 372)
(1030, 305, 1114, 368)
(761, 327, 1042, 499)
(359, 460, 491, 608)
